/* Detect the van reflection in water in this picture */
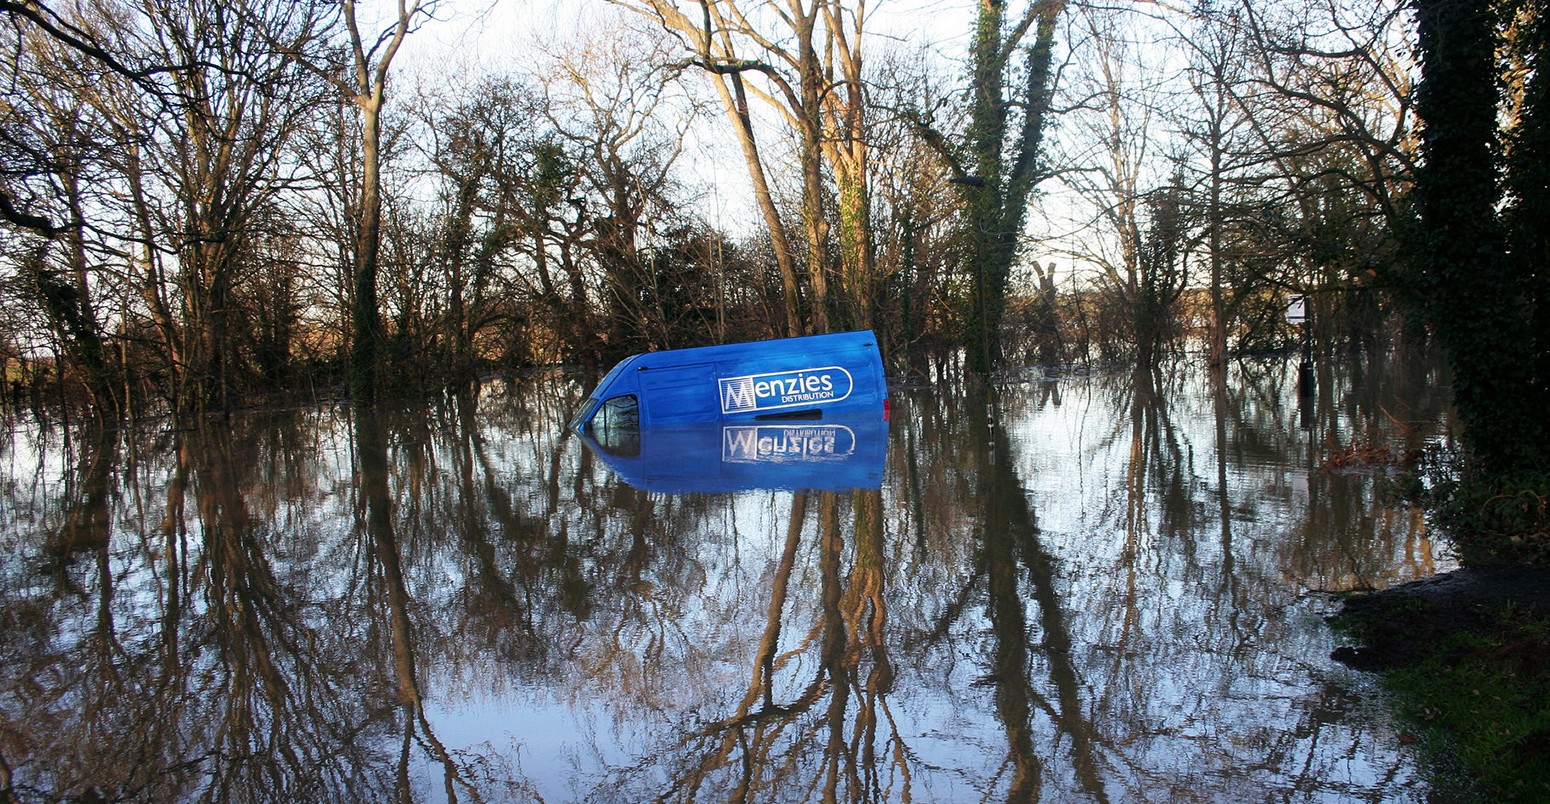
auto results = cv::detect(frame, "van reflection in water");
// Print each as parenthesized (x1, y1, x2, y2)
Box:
(581, 418, 886, 494)
(721, 424, 855, 463)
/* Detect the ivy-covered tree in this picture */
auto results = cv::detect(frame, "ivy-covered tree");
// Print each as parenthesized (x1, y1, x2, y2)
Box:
(959, 0, 1065, 375)
(1411, 0, 1550, 565)
(1502, 0, 1550, 450)
(1413, 0, 1544, 473)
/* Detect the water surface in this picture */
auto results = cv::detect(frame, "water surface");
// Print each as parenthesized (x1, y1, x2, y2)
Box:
(0, 351, 1454, 801)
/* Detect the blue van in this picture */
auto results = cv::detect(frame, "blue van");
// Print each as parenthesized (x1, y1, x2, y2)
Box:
(570, 330, 888, 433)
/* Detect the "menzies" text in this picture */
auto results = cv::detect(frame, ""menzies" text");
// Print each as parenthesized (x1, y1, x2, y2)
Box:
(719, 366, 854, 414)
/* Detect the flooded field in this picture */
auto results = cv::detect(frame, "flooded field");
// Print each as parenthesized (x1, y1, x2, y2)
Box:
(0, 348, 1455, 801)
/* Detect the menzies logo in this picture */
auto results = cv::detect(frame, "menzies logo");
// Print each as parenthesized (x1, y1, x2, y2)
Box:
(718, 366, 854, 415)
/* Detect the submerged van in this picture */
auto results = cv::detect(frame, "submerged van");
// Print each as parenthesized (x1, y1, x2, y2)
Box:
(569, 330, 888, 433)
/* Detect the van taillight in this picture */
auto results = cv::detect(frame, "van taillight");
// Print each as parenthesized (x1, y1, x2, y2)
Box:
(883, 399, 891, 420)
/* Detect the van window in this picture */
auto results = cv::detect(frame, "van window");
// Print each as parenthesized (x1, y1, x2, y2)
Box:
(591, 395, 641, 456)
(594, 394, 639, 430)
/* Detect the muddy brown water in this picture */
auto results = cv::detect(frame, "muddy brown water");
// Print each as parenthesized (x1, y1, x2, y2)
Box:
(0, 349, 1454, 801)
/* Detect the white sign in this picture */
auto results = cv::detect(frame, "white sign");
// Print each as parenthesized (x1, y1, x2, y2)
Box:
(1286, 294, 1307, 324)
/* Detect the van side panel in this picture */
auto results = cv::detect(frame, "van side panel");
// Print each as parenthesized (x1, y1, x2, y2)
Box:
(638, 363, 720, 424)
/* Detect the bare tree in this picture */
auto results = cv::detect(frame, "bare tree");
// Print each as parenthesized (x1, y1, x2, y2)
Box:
(142, 0, 334, 412)
(615, 0, 878, 336)
(1226, 0, 1417, 349)
(0, 0, 181, 236)
(257, 0, 441, 403)
(1, 1, 339, 416)
(2, 26, 120, 414)
(1174, 6, 1251, 368)
(1055, 4, 1185, 363)
(337, 1, 438, 403)
(536, 26, 698, 356)
(866, 47, 963, 368)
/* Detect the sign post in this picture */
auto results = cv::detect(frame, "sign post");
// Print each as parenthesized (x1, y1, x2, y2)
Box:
(1288, 294, 1313, 425)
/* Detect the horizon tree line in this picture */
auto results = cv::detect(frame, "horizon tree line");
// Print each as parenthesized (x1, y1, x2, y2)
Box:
(0, 0, 1530, 434)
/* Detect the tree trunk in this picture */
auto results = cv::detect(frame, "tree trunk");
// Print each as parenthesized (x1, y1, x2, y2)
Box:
(1207, 102, 1228, 369)
(445, 173, 479, 387)
(799, 11, 832, 336)
(961, 1, 1064, 375)
(1414, 0, 1542, 472)
(709, 74, 805, 337)
(352, 95, 385, 405)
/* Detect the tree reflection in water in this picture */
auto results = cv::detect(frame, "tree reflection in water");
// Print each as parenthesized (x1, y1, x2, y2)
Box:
(0, 355, 1452, 801)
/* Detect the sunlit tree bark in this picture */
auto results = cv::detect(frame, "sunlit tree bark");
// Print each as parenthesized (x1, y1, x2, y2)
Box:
(618, 0, 876, 337)
(614, 0, 803, 335)
(819, 0, 874, 332)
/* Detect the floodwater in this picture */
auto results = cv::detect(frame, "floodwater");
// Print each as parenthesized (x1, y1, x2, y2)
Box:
(0, 348, 1455, 802)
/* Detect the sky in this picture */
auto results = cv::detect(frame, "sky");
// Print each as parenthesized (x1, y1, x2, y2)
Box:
(398, 0, 979, 70)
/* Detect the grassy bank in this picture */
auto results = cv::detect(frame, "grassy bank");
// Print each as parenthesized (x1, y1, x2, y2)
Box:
(1331, 574, 1550, 801)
